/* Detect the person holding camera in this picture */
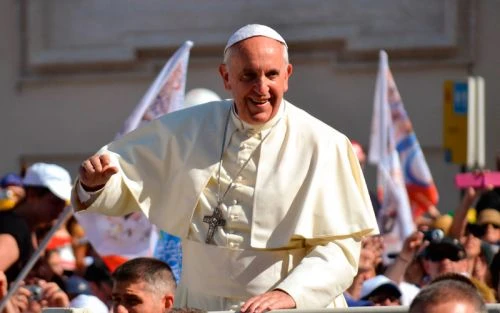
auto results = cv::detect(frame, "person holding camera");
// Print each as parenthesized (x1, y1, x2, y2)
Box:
(20, 280, 70, 313)
(1, 271, 69, 313)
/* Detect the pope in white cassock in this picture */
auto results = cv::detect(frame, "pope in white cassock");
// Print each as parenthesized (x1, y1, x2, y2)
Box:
(72, 24, 379, 312)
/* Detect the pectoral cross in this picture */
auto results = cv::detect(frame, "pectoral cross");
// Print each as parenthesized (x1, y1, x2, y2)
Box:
(203, 206, 226, 244)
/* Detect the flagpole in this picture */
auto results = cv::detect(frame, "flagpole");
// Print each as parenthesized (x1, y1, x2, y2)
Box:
(0, 206, 73, 311)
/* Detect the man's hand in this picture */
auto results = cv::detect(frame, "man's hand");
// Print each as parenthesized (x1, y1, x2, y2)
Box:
(241, 290, 296, 313)
(10, 286, 30, 313)
(79, 154, 118, 191)
(38, 281, 69, 308)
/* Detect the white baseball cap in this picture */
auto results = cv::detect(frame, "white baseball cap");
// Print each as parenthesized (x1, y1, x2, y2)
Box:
(360, 275, 401, 300)
(70, 294, 109, 313)
(23, 163, 72, 201)
(224, 24, 287, 53)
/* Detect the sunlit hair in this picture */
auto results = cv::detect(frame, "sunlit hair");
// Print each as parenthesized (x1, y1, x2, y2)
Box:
(409, 274, 487, 313)
(223, 39, 289, 66)
(112, 257, 176, 297)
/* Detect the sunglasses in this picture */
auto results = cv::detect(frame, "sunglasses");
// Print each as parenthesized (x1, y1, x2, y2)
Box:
(466, 223, 500, 238)
(427, 251, 464, 262)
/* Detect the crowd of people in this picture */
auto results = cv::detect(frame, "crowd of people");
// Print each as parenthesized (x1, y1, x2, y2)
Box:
(0, 23, 499, 313)
(344, 142, 500, 309)
(1, 161, 499, 312)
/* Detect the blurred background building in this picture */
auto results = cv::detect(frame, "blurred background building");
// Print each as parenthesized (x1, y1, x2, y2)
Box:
(0, 0, 498, 213)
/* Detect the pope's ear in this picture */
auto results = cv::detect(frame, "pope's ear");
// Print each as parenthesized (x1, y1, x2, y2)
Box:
(286, 63, 293, 77)
(284, 63, 293, 92)
(219, 64, 231, 90)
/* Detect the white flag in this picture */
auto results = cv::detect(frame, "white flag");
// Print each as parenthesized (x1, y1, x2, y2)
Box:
(369, 50, 414, 255)
(118, 40, 194, 136)
(76, 41, 193, 272)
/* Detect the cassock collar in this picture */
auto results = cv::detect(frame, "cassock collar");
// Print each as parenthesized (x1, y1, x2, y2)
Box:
(230, 100, 286, 135)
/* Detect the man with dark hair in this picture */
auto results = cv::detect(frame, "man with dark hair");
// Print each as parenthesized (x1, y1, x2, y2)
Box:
(0, 163, 71, 282)
(111, 257, 176, 313)
(409, 274, 487, 313)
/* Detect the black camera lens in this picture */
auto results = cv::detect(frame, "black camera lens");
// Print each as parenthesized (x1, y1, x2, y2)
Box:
(26, 284, 43, 301)
(422, 229, 444, 242)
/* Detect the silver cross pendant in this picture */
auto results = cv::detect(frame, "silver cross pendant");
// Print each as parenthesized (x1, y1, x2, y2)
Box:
(203, 206, 226, 244)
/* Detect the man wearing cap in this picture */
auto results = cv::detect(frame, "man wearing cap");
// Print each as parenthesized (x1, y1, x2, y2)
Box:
(72, 24, 378, 311)
(0, 163, 72, 282)
(422, 237, 469, 281)
(66, 275, 109, 313)
(360, 275, 402, 306)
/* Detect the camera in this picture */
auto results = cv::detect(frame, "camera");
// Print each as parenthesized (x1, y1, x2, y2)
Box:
(25, 284, 43, 301)
(422, 228, 444, 242)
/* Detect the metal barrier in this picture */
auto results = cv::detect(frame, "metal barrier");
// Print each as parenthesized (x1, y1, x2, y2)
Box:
(275, 305, 500, 313)
(41, 304, 500, 313)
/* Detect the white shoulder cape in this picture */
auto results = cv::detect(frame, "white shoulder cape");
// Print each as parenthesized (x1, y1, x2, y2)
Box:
(73, 100, 379, 248)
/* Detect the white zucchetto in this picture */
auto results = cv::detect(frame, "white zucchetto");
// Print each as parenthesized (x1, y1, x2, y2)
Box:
(224, 24, 287, 53)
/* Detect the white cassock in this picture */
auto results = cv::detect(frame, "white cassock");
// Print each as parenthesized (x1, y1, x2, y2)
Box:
(72, 99, 379, 311)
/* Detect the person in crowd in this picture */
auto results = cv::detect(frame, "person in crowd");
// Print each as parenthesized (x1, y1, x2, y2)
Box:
(359, 275, 402, 306)
(344, 235, 384, 306)
(66, 216, 90, 275)
(0, 173, 25, 211)
(476, 208, 500, 245)
(446, 186, 498, 292)
(383, 230, 423, 305)
(12, 279, 70, 313)
(111, 257, 176, 313)
(421, 236, 469, 280)
(409, 273, 487, 313)
(0, 270, 19, 313)
(45, 219, 77, 274)
(452, 187, 500, 245)
(490, 251, 500, 300)
(0, 163, 71, 283)
(72, 24, 378, 311)
(461, 223, 493, 284)
(65, 275, 109, 313)
(421, 236, 496, 302)
(84, 255, 113, 307)
(26, 249, 67, 291)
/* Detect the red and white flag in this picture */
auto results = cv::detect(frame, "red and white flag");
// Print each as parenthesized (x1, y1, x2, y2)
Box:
(76, 41, 193, 272)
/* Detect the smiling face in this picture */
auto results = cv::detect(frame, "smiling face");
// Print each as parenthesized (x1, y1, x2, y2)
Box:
(219, 36, 293, 124)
